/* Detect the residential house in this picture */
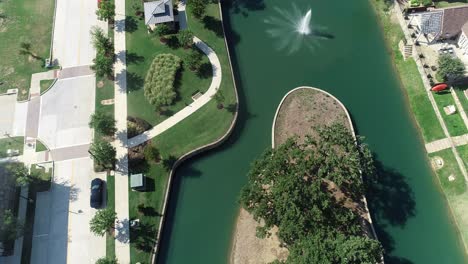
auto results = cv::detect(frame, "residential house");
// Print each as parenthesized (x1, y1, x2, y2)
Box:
(144, 0, 175, 30)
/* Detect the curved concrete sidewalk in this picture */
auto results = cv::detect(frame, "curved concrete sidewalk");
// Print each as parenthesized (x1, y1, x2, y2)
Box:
(127, 36, 222, 148)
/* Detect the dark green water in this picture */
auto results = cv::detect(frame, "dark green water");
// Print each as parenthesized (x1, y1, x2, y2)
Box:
(157, 0, 467, 263)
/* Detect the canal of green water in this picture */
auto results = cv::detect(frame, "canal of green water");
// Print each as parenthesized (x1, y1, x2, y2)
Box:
(157, 0, 467, 263)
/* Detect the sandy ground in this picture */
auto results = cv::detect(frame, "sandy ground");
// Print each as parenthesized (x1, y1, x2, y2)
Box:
(230, 209, 289, 264)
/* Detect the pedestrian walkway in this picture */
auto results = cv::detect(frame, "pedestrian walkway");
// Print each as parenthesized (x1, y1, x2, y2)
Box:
(113, 0, 130, 261)
(127, 36, 222, 148)
(426, 134, 468, 153)
(29, 70, 58, 98)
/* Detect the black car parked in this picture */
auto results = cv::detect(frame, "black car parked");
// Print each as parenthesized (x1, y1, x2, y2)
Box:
(90, 178, 103, 208)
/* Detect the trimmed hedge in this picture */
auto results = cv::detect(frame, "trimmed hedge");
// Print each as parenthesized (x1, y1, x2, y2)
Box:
(144, 54, 182, 109)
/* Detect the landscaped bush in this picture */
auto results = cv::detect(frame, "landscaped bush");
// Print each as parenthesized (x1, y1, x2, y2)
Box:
(143, 54, 182, 110)
(90, 27, 114, 78)
(127, 116, 152, 138)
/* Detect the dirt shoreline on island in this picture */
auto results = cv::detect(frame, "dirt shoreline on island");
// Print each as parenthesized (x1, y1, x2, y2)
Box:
(230, 87, 375, 264)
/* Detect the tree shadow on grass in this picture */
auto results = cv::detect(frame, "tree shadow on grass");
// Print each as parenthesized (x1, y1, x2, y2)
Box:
(196, 62, 212, 79)
(124, 16, 138, 33)
(127, 72, 144, 92)
(166, 35, 180, 49)
(202, 16, 224, 37)
(126, 51, 145, 65)
(130, 221, 157, 253)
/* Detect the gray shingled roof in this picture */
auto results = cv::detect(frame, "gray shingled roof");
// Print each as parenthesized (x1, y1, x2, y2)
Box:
(144, 0, 174, 25)
(420, 10, 443, 38)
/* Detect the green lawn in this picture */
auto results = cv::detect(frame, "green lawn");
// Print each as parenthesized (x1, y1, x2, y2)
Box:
(126, 2, 237, 263)
(39, 79, 55, 94)
(106, 174, 116, 259)
(0, 137, 24, 158)
(457, 144, 468, 169)
(434, 0, 468, 8)
(35, 139, 48, 152)
(429, 149, 466, 196)
(0, 0, 55, 100)
(371, 0, 445, 142)
(433, 91, 467, 137)
(126, 3, 212, 127)
(454, 86, 468, 114)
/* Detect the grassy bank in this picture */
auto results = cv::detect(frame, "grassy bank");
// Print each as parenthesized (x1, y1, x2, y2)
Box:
(125, 1, 237, 263)
(106, 174, 116, 259)
(371, 0, 468, 254)
(371, 0, 445, 142)
(0, 0, 55, 100)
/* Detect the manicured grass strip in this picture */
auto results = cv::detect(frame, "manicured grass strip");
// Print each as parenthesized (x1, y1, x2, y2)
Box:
(429, 149, 466, 196)
(457, 144, 468, 169)
(433, 91, 467, 137)
(39, 79, 55, 94)
(35, 139, 48, 152)
(106, 174, 116, 259)
(0, 136, 24, 158)
(371, 0, 445, 142)
(454, 87, 468, 114)
(0, 0, 55, 100)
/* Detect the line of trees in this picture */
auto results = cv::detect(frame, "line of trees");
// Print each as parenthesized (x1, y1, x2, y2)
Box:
(90, 27, 114, 78)
(240, 124, 383, 263)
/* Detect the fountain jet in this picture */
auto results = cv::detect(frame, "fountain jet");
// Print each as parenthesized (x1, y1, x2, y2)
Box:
(297, 9, 312, 35)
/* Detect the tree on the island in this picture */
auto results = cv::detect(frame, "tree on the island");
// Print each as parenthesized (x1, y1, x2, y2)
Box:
(144, 54, 182, 111)
(89, 208, 117, 236)
(89, 141, 116, 169)
(89, 110, 117, 136)
(0, 209, 24, 243)
(144, 143, 160, 162)
(154, 24, 171, 41)
(190, 0, 208, 19)
(92, 52, 114, 78)
(240, 124, 376, 246)
(96, 0, 115, 22)
(95, 257, 118, 264)
(437, 54, 466, 81)
(185, 49, 203, 71)
(284, 231, 383, 264)
(211, 90, 225, 109)
(178, 29, 194, 48)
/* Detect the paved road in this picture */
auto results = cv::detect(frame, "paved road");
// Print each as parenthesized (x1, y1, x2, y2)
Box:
(38, 76, 95, 149)
(52, 0, 105, 67)
(30, 158, 106, 264)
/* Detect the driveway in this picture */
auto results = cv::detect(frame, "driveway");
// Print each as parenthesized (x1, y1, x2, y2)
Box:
(52, 0, 105, 68)
(30, 158, 106, 264)
(38, 76, 95, 149)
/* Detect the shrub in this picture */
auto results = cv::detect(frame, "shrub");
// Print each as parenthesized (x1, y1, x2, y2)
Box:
(89, 110, 116, 136)
(190, 0, 207, 19)
(127, 116, 152, 138)
(178, 29, 194, 48)
(144, 144, 160, 162)
(96, 0, 115, 21)
(143, 54, 182, 110)
(185, 48, 203, 71)
(437, 54, 465, 81)
(89, 141, 116, 169)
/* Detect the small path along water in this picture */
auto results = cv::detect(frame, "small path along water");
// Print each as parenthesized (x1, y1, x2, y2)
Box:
(157, 0, 468, 263)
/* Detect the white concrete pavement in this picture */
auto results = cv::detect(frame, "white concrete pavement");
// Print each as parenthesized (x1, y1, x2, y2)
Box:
(113, 0, 131, 261)
(52, 0, 106, 67)
(127, 37, 222, 147)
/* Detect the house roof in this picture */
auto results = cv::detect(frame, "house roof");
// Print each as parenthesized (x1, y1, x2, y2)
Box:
(463, 21, 468, 36)
(441, 6, 468, 38)
(144, 0, 174, 25)
(418, 6, 468, 39)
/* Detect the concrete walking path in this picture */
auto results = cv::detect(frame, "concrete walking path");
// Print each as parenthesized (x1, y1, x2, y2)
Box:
(393, 1, 468, 181)
(113, 0, 131, 261)
(426, 134, 468, 153)
(127, 37, 222, 148)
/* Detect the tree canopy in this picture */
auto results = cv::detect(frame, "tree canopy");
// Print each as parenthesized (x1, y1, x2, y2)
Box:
(189, 0, 208, 19)
(89, 141, 116, 169)
(90, 27, 114, 78)
(437, 54, 466, 81)
(240, 124, 382, 263)
(89, 208, 117, 236)
(96, 0, 115, 21)
(89, 110, 117, 136)
(143, 54, 182, 110)
(0, 209, 24, 244)
(178, 29, 194, 48)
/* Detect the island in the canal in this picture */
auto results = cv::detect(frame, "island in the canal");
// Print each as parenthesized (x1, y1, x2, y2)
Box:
(231, 87, 383, 263)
